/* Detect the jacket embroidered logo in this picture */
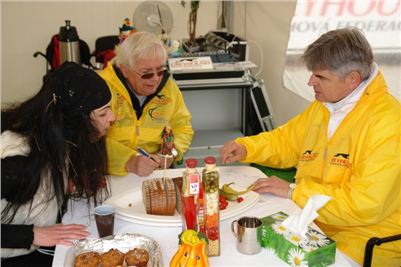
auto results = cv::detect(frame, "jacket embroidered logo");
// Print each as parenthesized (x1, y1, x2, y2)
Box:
(148, 107, 163, 121)
(148, 95, 172, 121)
(300, 150, 318, 161)
(330, 153, 352, 169)
(152, 94, 172, 105)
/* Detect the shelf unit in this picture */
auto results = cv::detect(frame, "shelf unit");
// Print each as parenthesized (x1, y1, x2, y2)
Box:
(173, 67, 254, 135)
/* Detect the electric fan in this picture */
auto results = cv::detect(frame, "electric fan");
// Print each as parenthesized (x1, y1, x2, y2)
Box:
(133, 1, 174, 35)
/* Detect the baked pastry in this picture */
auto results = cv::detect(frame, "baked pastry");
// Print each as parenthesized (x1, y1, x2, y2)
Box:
(125, 248, 149, 266)
(74, 251, 100, 267)
(101, 248, 125, 267)
(142, 178, 176, 215)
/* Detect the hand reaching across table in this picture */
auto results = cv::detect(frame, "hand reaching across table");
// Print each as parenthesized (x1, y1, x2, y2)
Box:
(33, 224, 89, 247)
(220, 140, 247, 164)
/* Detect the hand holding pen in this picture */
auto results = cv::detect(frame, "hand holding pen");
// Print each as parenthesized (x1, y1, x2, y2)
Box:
(137, 147, 159, 163)
(125, 147, 160, 176)
(137, 147, 174, 170)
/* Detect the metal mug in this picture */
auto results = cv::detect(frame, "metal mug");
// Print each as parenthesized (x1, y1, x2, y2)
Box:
(231, 216, 262, 255)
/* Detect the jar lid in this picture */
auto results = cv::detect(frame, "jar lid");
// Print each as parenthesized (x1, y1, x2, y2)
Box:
(204, 156, 216, 164)
(185, 158, 198, 168)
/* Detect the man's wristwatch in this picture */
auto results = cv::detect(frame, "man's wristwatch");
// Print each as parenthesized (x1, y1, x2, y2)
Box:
(287, 183, 296, 199)
(171, 148, 178, 158)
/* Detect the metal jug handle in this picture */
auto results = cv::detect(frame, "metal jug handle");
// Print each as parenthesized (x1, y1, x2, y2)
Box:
(231, 219, 238, 238)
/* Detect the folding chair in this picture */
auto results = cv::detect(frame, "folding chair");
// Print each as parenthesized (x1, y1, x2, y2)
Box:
(363, 234, 401, 267)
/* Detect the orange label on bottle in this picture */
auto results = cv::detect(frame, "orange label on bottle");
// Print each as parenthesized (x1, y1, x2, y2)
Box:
(187, 173, 200, 195)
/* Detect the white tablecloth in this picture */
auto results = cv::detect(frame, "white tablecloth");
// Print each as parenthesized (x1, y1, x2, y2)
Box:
(52, 166, 359, 267)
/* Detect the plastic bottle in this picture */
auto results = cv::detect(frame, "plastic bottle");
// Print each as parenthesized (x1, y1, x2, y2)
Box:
(181, 158, 200, 231)
(202, 156, 220, 256)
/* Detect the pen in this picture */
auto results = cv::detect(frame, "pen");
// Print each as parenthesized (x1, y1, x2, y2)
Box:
(137, 147, 150, 157)
(137, 147, 158, 163)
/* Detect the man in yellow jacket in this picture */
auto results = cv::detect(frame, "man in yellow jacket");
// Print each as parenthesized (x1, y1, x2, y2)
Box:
(100, 32, 193, 176)
(220, 28, 400, 266)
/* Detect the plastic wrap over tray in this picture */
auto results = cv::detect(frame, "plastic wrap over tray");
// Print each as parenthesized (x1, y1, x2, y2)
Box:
(74, 233, 162, 266)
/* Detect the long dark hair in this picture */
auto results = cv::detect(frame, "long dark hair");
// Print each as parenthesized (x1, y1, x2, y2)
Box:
(1, 62, 110, 223)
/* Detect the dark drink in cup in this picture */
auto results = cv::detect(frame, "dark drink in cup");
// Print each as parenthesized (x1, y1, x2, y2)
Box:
(94, 205, 115, 238)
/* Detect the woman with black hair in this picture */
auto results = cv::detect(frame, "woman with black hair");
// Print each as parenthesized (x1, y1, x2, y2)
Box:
(1, 62, 115, 266)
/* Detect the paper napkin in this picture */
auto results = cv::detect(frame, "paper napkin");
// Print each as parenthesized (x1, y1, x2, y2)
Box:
(280, 194, 331, 238)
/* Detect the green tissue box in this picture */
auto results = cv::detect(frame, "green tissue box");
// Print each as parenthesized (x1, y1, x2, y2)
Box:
(261, 212, 336, 267)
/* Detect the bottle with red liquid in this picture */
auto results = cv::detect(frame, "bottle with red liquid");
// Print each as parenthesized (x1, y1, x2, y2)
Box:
(181, 158, 200, 231)
(202, 156, 220, 256)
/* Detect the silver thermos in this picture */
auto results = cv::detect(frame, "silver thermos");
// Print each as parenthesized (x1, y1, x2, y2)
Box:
(59, 20, 81, 64)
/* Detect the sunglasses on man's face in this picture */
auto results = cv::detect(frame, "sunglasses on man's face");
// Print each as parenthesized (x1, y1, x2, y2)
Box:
(134, 68, 167, 80)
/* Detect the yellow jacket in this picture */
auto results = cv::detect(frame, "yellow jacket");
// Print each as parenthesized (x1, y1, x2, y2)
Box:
(100, 63, 193, 176)
(236, 71, 401, 266)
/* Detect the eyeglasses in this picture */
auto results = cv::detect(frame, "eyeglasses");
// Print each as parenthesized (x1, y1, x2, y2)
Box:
(134, 68, 167, 80)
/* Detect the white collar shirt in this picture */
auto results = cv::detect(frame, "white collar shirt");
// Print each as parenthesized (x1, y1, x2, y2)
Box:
(324, 62, 378, 139)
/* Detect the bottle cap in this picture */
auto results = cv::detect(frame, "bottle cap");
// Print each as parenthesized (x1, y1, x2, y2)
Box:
(204, 156, 216, 164)
(185, 158, 198, 168)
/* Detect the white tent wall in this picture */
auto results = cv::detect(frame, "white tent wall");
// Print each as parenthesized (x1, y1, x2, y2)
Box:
(2, 0, 306, 126)
(232, 1, 309, 125)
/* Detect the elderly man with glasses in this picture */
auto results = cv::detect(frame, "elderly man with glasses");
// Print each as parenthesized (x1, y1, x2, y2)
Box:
(100, 31, 193, 177)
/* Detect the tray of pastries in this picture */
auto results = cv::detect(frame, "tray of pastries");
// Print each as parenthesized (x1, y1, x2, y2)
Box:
(64, 233, 162, 267)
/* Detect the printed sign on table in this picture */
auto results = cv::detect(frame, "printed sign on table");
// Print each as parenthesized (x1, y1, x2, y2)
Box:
(168, 56, 214, 71)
